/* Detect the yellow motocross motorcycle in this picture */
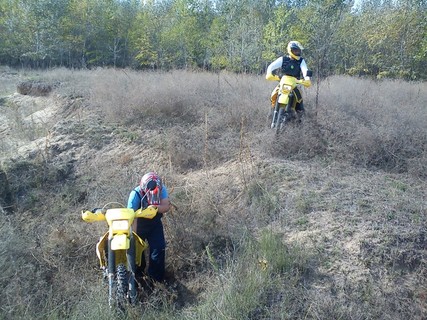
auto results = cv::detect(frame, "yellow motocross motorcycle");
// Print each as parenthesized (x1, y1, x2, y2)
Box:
(82, 190, 158, 309)
(267, 71, 312, 134)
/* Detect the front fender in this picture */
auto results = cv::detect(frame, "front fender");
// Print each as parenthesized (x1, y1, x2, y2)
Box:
(96, 234, 130, 267)
(95, 232, 148, 268)
(278, 93, 290, 105)
(111, 234, 129, 250)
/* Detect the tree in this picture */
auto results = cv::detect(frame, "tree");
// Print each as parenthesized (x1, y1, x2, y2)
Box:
(207, 0, 269, 72)
(0, 0, 69, 67)
(262, 4, 297, 65)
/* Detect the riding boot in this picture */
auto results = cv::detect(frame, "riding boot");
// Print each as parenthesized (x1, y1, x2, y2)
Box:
(285, 96, 296, 121)
(296, 101, 305, 123)
(148, 247, 165, 283)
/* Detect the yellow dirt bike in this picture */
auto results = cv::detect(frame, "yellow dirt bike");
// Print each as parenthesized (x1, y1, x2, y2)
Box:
(268, 71, 312, 134)
(82, 190, 158, 309)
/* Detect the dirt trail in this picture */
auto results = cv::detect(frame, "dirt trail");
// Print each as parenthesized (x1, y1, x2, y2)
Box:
(0, 93, 62, 159)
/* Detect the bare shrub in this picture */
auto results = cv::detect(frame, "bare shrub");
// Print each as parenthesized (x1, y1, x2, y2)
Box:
(186, 230, 316, 319)
(0, 67, 19, 95)
(165, 127, 205, 172)
(1, 69, 426, 319)
(17, 80, 53, 96)
(0, 209, 99, 319)
(87, 69, 204, 125)
(81, 70, 270, 171)
(261, 120, 328, 160)
(87, 69, 269, 128)
(311, 76, 427, 176)
(0, 167, 14, 213)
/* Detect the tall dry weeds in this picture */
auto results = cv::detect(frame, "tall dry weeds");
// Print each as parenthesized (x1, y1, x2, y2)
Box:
(0, 69, 426, 319)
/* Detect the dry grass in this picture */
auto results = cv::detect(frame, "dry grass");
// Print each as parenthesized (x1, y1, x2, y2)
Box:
(0, 68, 426, 319)
(312, 76, 427, 176)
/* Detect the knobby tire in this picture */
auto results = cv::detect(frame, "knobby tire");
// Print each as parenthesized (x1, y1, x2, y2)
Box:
(275, 107, 286, 134)
(116, 264, 128, 310)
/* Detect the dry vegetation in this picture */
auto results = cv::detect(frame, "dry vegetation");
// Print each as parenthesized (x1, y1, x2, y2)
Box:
(0, 67, 426, 320)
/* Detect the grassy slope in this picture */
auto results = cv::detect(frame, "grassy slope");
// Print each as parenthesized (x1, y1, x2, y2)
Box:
(0, 68, 426, 319)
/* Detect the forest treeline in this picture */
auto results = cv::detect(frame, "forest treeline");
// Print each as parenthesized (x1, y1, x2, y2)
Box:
(0, 0, 426, 79)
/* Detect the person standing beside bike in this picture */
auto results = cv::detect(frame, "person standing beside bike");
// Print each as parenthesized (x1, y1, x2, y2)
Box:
(266, 41, 311, 122)
(127, 171, 171, 284)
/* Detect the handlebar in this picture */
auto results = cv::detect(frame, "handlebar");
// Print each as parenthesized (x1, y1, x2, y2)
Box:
(266, 74, 311, 87)
(135, 205, 158, 219)
(82, 205, 159, 222)
(82, 209, 105, 222)
(297, 78, 312, 88)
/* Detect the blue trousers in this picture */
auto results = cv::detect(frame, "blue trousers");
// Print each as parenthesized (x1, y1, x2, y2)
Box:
(136, 218, 166, 282)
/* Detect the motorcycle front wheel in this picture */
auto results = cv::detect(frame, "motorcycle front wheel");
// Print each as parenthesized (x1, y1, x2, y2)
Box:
(116, 264, 128, 310)
(270, 101, 279, 129)
(275, 107, 287, 134)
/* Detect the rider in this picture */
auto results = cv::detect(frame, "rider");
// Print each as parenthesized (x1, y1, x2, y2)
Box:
(127, 171, 171, 284)
(265, 41, 311, 122)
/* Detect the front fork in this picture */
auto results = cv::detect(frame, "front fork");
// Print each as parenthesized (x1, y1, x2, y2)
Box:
(107, 237, 137, 307)
(271, 104, 279, 129)
(271, 92, 295, 129)
(127, 235, 137, 304)
(108, 239, 115, 308)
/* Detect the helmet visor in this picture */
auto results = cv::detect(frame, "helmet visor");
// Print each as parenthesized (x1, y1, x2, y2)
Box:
(143, 178, 161, 205)
(146, 179, 157, 191)
(291, 47, 301, 57)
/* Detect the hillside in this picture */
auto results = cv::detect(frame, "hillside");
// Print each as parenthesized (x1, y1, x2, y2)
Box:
(0, 68, 426, 320)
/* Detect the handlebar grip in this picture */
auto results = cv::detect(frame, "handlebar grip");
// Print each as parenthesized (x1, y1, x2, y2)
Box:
(301, 79, 312, 88)
(82, 210, 106, 222)
(266, 74, 280, 81)
(135, 205, 158, 219)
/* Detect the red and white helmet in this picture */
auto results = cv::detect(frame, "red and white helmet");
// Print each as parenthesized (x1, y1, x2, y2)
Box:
(140, 172, 162, 205)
